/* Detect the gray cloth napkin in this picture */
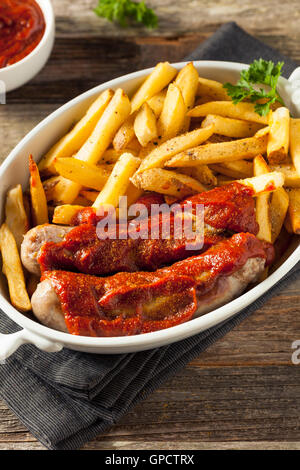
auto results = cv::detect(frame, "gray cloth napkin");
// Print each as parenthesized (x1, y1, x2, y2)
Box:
(0, 22, 299, 450)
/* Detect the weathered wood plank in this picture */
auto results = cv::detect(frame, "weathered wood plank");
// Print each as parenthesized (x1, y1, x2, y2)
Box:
(1, 365, 300, 449)
(52, 0, 300, 38)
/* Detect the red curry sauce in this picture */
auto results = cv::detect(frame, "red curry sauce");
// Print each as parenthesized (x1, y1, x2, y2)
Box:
(0, 0, 45, 68)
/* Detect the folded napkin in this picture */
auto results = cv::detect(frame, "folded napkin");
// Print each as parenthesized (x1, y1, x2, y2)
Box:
(0, 22, 299, 450)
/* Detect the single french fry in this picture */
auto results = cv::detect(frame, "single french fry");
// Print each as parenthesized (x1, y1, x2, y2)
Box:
(147, 89, 167, 117)
(197, 77, 231, 101)
(210, 160, 253, 179)
(5, 184, 29, 250)
(290, 118, 300, 176)
(54, 158, 112, 191)
(76, 88, 131, 164)
(92, 153, 141, 210)
(201, 114, 264, 138)
(113, 113, 136, 151)
(175, 62, 199, 131)
(287, 189, 300, 234)
(38, 89, 114, 175)
(253, 155, 272, 242)
(238, 171, 285, 195)
(269, 162, 300, 188)
(130, 62, 177, 113)
(138, 125, 215, 173)
(131, 168, 206, 198)
(267, 107, 290, 163)
(188, 101, 269, 124)
(52, 205, 85, 225)
(134, 102, 158, 147)
(166, 134, 268, 167)
(270, 187, 289, 243)
(29, 155, 49, 226)
(0, 223, 31, 312)
(157, 83, 186, 141)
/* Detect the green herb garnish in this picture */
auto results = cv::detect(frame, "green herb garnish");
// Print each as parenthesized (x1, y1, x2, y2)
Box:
(94, 0, 158, 29)
(223, 59, 285, 116)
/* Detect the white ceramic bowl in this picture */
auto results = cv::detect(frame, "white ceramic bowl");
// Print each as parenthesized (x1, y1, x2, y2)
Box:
(0, 0, 55, 93)
(1, 60, 300, 359)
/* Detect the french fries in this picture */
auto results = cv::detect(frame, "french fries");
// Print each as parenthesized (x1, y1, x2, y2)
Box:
(130, 62, 177, 113)
(188, 101, 270, 124)
(48, 89, 131, 204)
(92, 152, 141, 210)
(267, 107, 290, 163)
(157, 83, 186, 141)
(165, 134, 268, 167)
(201, 114, 264, 138)
(138, 125, 215, 173)
(131, 168, 206, 198)
(134, 103, 158, 147)
(0, 223, 31, 311)
(5, 184, 29, 250)
(38, 89, 114, 175)
(29, 155, 49, 226)
(290, 118, 300, 176)
(54, 158, 112, 191)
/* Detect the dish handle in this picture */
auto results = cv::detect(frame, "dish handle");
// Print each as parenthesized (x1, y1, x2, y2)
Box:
(0, 329, 63, 362)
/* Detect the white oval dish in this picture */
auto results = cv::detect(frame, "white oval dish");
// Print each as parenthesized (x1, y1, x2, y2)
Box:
(0, 0, 55, 93)
(1, 60, 300, 359)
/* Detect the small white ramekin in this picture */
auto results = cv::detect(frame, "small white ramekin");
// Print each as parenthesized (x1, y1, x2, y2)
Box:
(0, 0, 55, 93)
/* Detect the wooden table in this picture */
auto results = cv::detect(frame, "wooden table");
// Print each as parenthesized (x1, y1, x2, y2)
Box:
(1, 0, 300, 450)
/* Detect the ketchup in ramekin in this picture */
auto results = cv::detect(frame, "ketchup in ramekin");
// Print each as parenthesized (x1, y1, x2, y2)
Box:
(0, 0, 46, 69)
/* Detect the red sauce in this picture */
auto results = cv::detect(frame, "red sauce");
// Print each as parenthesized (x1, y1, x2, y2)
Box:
(0, 0, 45, 68)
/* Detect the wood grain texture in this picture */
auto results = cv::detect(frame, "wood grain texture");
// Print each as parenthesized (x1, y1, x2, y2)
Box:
(1, 0, 300, 451)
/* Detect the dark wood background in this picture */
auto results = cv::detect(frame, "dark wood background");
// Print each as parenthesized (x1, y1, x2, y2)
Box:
(1, 0, 300, 450)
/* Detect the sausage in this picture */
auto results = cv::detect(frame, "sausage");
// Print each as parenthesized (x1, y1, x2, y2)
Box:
(21, 224, 73, 276)
(31, 257, 265, 334)
(31, 279, 68, 332)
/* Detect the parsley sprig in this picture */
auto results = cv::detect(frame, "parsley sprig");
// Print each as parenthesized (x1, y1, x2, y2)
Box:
(223, 59, 285, 116)
(94, 0, 158, 29)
